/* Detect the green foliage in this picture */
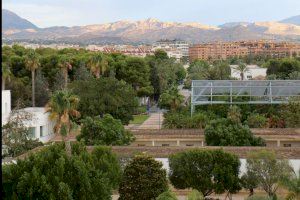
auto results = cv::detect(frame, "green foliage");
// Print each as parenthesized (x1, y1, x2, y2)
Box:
(169, 149, 241, 197)
(35, 69, 50, 106)
(265, 58, 300, 79)
(156, 190, 178, 200)
(246, 150, 294, 198)
(2, 144, 121, 199)
(71, 77, 139, 124)
(158, 86, 184, 111)
(246, 113, 268, 128)
(119, 154, 168, 200)
(280, 169, 300, 200)
(204, 118, 265, 146)
(187, 190, 204, 200)
(163, 111, 213, 129)
(77, 114, 135, 145)
(227, 105, 242, 123)
(281, 100, 300, 128)
(240, 172, 259, 196)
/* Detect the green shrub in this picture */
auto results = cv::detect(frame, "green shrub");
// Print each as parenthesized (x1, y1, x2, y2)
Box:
(246, 113, 268, 128)
(2, 144, 121, 199)
(77, 114, 135, 145)
(187, 190, 204, 200)
(156, 190, 178, 200)
(204, 118, 265, 146)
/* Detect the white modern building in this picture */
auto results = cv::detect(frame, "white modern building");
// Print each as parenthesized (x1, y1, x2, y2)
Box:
(2, 90, 55, 143)
(230, 65, 267, 80)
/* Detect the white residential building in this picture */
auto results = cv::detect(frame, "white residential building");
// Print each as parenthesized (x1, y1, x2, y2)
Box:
(230, 65, 267, 80)
(1, 90, 55, 143)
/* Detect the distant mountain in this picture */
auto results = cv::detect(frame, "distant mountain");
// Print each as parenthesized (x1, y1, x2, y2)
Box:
(2, 9, 300, 44)
(280, 15, 300, 26)
(2, 9, 38, 30)
(219, 22, 252, 28)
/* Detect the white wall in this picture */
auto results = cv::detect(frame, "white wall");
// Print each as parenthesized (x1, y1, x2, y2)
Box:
(230, 65, 267, 80)
(19, 107, 55, 143)
(2, 90, 11, 125)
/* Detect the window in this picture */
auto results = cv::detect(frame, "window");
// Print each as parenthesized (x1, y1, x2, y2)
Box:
(247, 75, 252, 80)
(283, 144, 291, 147)
(40, 126, 44, 137)
(28, 127, 36, 139)
(162, 144, 170, 147)
(186, 144, 194, 146)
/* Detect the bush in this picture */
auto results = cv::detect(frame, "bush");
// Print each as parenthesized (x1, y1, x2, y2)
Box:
(156, 190, 178, 200)
(204, 118, 265, 146)
(187, 190, 204, 200)
(119, 154, 168, 200)
(246, 113, 268, 128)
(77, 114, 135, 145)
(2, 144, 121, 199)
(169, 149, 241, 197)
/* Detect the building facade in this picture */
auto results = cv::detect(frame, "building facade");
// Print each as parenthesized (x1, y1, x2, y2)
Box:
(230, 65, 267, 80)
(189, 40, 300, 62)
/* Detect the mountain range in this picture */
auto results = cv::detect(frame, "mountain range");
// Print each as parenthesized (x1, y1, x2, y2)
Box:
(2, 9, 300, 44)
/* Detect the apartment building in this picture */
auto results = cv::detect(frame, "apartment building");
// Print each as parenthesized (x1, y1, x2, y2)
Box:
(189, 41, 300, 62)
(154, 39, 190, 61)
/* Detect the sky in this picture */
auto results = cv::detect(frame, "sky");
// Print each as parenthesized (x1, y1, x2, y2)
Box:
(3, 0, 300, 28)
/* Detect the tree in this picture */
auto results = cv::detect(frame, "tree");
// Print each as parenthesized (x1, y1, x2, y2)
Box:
(24, 49, 40, 107)
(246, 113, 268, 128)
(156, 190, 178, 200)
(71, 78, 138, 124)
(158, 86, 184, 111)
(241, 172, 259, 197)
(169, 149, 241, 198)
(2, 144, 121, 200)
(2, 61, 12, 90)
(35, 69, 50, 107)
(154, 49, 169, 60)
(45, 90, 80, 155)
(52, 70, 65, 91)
(74, 62, 92, 81)
(232, 62, 248, 80)
(88, 53, 108, 78)
(280, 169, 300, 200)
(2, 107, 43, 157)
(281, 100, 300, 128)
(246, 150, 294, 199)
(204, 118, 265, 146)
(119, 154, 168, 200)
(116, 57, 153, 97)
(77, 114, 135, 145)
(227, 105, 242, 123)
(58, 55, 72, 88)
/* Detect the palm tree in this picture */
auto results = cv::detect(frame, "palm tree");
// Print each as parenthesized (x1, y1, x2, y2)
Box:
(88, 53, 108, 78)
(281, 169, 300, 200)
(233, 63, 248, 80)
(45, 90, 80, 155)
(24, 50, 40, 107)
(58, 55, 72, 88)
(2, 61, 12, 90)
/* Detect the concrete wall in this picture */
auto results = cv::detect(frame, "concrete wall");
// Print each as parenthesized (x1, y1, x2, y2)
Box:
(2, 90, 11, 125)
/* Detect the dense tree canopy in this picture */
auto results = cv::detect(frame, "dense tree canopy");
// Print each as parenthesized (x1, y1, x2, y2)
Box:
(2, 144, 121, 200)
(204, 118, 265, 146)
(265, 58, 300, 79)
(70, 77, 139, 124)
(77, 114, 135, 145)
(119, 154, 168, 200)
(169, 149, 241, 197)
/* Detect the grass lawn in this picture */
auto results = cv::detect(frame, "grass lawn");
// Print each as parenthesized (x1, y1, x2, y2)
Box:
(130, 114, 149, 125)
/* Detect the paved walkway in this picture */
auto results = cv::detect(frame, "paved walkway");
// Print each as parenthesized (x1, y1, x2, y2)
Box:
(137, 112, 164, 129)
